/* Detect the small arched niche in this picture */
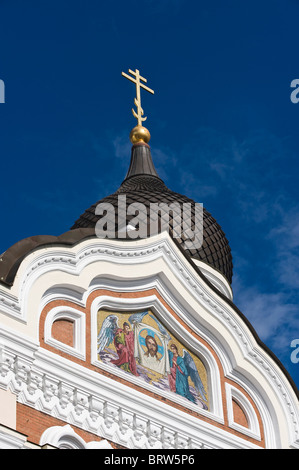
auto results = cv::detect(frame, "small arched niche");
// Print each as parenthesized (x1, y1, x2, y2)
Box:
(44, 306, 86, 360)
(226, 383, 261, 440)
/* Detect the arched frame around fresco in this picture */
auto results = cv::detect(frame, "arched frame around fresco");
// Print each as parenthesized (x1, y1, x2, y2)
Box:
(39, 288, 264, 446)
(97, 308, 210, 410)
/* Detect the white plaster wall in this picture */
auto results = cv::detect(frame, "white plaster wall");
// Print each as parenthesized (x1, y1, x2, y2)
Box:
(0, 233, 297, 448)
(0, 388, 16, 429)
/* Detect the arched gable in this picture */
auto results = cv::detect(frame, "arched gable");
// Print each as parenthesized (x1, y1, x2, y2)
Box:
(0, 232, 297, 448)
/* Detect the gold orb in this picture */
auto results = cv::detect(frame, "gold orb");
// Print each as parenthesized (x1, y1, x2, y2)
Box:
(130, 125, 151, 144)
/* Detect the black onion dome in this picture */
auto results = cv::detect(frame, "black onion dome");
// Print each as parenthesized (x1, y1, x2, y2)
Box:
(71, 142, 233, 284)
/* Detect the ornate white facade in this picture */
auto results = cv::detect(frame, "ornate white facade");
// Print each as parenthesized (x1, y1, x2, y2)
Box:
(0, 231, 298, 449)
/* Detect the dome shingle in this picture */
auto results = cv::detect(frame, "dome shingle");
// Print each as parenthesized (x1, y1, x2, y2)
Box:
(71, 143, 233, 284)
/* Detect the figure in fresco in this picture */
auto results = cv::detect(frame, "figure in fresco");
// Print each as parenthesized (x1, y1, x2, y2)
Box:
(168, 344, 196, 403)
(168, 344, 208, 406)
(136, 326, 168, 374)
(97, 314, 119, 353)
(97, 311, 208, 409)
(111, 322, 138, 375)
(140, 334, 162, 371)
(145, 335, 160, 359)
(97, 316, 138, 376)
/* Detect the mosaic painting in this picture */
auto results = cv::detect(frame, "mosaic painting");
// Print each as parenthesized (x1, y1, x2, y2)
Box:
(97, 309, 209, 410)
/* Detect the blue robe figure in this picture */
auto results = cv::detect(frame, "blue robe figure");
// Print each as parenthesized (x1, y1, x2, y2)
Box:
(168, 344, 208, 406)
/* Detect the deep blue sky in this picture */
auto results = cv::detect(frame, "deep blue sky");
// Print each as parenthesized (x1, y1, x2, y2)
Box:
(0, 0, 299, 390)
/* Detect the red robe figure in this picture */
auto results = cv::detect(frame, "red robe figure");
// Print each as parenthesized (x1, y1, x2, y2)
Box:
(111, 323, 138, 375)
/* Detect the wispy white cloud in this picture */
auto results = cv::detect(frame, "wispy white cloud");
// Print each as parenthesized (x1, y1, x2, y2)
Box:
(173, 126, 299, 363)
(91, 126, 299, 363)
(268, 207, 299, 290)
(112, 133, 132, 161)
(151, 145, 178, 182)
(233, 274, 299, 354)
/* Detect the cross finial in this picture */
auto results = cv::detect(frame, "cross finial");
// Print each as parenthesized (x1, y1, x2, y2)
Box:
(122, 69, 154, 127)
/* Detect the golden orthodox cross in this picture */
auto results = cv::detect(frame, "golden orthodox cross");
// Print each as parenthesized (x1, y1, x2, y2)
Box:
(122, 69, 154, 126)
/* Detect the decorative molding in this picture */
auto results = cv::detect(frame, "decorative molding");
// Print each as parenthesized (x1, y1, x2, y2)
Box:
(226, 383, 261, 441)
(39, 424, 113, 449)
(0, 340, 261, 449)
(44, 306, 86, 361)
(0, 233, 297, 448)
(191, 259, 233, 301)
(89, 293, 223, 422)
(41, 272, 299, 448)
(0, 425, 48, 449)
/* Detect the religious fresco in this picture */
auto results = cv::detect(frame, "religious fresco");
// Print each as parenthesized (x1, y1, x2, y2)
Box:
(97, 309, 209, 410)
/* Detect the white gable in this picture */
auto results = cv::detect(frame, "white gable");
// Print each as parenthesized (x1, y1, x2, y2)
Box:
(0, 232, 298, 449)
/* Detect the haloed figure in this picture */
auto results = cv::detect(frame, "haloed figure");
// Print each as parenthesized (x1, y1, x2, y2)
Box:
(140, 334, 162, 371)
(145, 335, 159, 358)
(168, 344, 196, 403)
(111, 322, 138, 375)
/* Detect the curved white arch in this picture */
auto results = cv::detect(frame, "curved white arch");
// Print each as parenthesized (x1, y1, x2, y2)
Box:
(89, 292, 223, 422)
(225, 383, 261, 440)
(40, 277, 283, 448)
(39, 424, 113, 449)
(44, 305, 86, 360)
(0, 232, 297, 448)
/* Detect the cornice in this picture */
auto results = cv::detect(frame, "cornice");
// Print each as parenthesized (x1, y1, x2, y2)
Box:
(0, 338, 261, 449)
(0, 233, 297, 448)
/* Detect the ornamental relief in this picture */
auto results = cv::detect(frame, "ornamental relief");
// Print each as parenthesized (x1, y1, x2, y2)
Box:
(97, 309, 209, 410)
